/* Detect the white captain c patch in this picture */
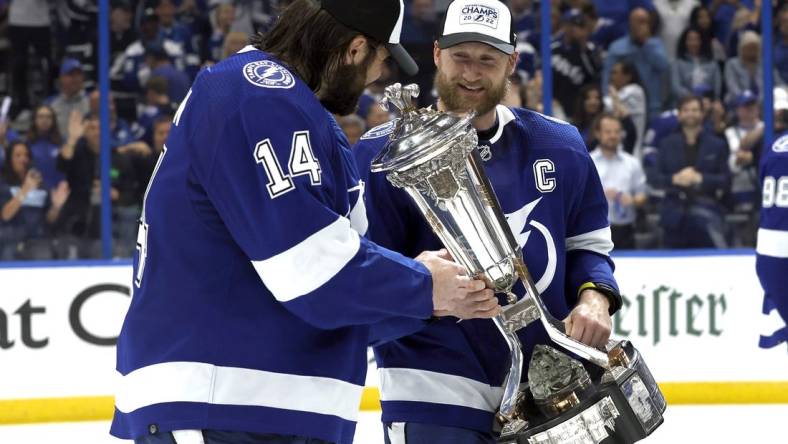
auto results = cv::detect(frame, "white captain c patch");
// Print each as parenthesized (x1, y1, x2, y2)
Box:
(243, 60, 295, 89)
(533, 159, 556, 193)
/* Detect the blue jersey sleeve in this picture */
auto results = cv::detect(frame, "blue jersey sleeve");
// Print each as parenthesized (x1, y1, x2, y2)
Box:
(189, 89, 434, 330)
(562, 135, 619, 312)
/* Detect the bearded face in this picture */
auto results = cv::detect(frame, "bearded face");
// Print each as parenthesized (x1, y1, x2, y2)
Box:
(434, 44, 512, 117)
(320, 46, 379, 116)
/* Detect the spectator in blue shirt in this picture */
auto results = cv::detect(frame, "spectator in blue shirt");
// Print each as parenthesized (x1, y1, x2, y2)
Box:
(155, 0, 200, 76)
(26, 105, 64, 190)
(110, 8, 186, 96)
(0, 141, 69, 260)
(603, 7, 669, 119)
(592, 0, 655, 49)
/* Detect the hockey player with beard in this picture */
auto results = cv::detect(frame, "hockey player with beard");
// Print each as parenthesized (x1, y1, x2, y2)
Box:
(353, 1, 623, 442)
(110, 1, 503, 443)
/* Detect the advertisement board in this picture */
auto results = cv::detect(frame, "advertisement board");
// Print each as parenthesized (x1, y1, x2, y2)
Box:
(0, 252, 785, 423)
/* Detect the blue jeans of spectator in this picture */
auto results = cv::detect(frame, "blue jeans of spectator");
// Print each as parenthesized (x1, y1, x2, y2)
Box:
(135, 429, 333, 444)
(383, 422, 497, 444)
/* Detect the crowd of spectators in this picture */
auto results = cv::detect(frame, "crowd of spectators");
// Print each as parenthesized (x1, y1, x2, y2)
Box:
(0, 0, 785, 260)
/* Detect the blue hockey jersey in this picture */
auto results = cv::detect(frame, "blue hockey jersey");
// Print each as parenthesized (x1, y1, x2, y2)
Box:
(756, 133, 788, 348)
(110, 47, 436, 443)
(354, 106, 619, 433)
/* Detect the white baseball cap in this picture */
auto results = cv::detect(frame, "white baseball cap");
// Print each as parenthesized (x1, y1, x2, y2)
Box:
(438, 0, 516, 55)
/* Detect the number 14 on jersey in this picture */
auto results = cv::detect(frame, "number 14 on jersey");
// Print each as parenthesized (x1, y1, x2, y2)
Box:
(255, 130, 321, 199)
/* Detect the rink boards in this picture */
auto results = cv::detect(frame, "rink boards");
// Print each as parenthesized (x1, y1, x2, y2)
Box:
(0, 250, 786, 424)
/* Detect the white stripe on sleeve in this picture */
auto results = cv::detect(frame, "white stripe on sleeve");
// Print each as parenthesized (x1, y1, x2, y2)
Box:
(565, 226, 614, 255)
(757, 228, 788, 258)
(115, 362, 364, 422)
(378, 367, 503, 412)
(252, 216, 360, 302)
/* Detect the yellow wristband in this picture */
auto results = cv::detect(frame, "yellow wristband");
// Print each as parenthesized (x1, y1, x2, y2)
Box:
(577, 282, 597, 296)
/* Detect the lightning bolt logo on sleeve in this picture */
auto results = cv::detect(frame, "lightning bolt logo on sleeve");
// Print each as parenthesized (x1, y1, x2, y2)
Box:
(504, 197, 557, 293)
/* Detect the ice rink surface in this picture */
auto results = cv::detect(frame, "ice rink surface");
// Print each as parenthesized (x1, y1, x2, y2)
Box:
(1, 405, 787, 444)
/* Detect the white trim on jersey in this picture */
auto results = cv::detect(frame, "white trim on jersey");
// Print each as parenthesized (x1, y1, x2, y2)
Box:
(172, 430, 205, 444)
(252, 216, 361, 302)
(757, 228, 788, 258)
(115, 362, 364, 422)
(237, 45, 257, 54)
(347, 182, 369, 237)
(565, 227, 614, 256)
(387, 423, 407, 444)
(489, 105, 517, 145)
(378, 367, 503, 412)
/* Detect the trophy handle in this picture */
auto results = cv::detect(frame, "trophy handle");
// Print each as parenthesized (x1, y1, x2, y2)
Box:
(491, 314, 523, 421)
(466, 150, 612, 369)
(512, 257, 611, 369)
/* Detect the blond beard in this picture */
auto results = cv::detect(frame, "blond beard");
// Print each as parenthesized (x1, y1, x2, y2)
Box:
(434, 70, 509, 115)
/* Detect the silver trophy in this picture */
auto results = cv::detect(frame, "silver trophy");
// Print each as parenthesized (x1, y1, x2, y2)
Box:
(371, 84, 666, 443)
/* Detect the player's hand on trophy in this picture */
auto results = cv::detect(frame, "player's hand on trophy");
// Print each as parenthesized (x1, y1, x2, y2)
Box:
(563, 289, 612, 349)
(415, 249, 501, 320)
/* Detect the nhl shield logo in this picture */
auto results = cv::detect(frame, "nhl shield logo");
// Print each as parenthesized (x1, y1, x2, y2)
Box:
(243, 60, 295, 89)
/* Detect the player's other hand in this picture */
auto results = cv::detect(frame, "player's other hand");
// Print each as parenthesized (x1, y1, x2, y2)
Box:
(563, 289, 612, 349)
(415, 249, 501, 320)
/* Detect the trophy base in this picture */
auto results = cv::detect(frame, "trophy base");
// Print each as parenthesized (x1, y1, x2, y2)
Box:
(496, 342, 666, 444)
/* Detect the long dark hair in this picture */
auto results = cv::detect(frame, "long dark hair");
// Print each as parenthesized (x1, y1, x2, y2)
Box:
(572, 84, 602, 129)
(27, 105, 63, 146)
(614, 62, 642, 88)
(251, 0, 380, 92)
(689, 6, 716, 45)
(677, 27, 713, 61)
(2, 141, 31, 186)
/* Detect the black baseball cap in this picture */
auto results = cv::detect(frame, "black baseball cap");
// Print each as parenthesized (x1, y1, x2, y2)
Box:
(320, 0, 418, 76)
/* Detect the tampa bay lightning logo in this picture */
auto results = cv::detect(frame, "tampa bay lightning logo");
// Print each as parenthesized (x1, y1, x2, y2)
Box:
(360, 120, 398, 140)
(505, 197, 557, 294)
(243, 60, 295, 89)
(774, 135, 788, 153)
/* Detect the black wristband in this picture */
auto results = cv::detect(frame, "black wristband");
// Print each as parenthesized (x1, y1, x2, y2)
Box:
(590, 282, 622, 315)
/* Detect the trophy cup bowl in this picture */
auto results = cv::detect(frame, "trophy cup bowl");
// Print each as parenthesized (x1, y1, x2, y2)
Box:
(371, 83, 666, 443)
